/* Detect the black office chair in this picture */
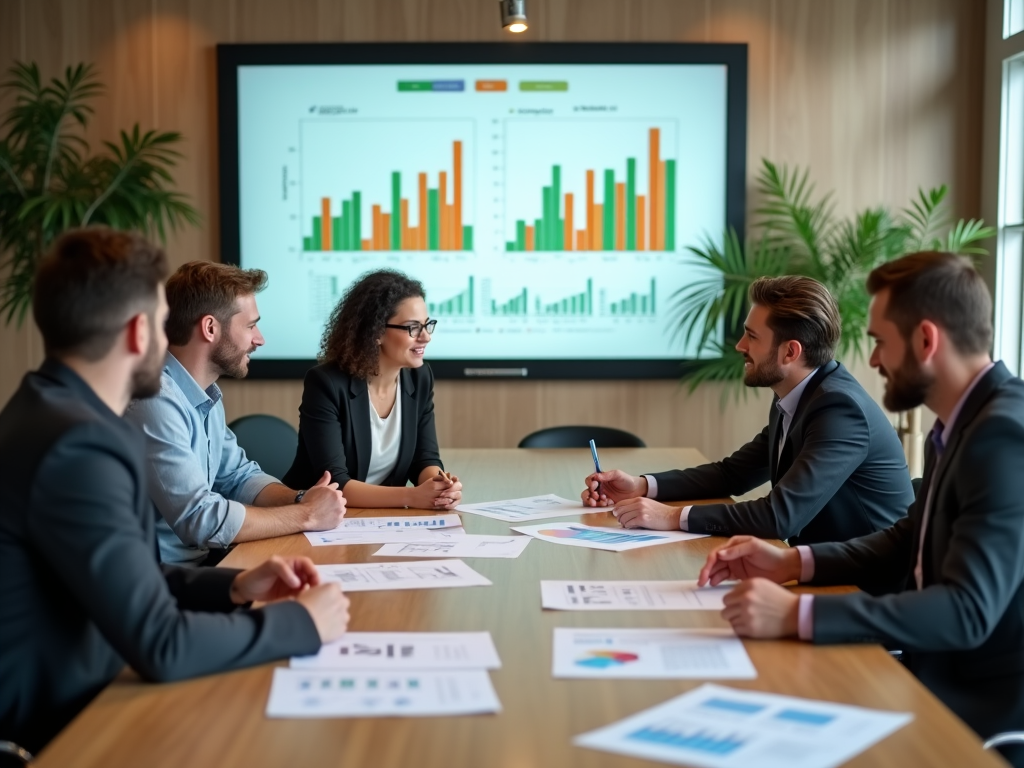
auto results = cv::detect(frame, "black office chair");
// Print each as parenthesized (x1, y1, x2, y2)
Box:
(228, 414, 299, 479)
(0, 741, 32, 766)
(517, 425, 646, 449)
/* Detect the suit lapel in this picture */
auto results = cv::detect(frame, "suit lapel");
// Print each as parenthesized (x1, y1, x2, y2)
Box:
(770, 361, 838, 484)
(914, 362, 1009, 585)
(349, 376, 372, 482)
(768, 398, 782, 485)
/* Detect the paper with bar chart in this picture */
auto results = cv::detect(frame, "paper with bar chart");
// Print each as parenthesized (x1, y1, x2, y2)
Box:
(316, 559, 492, 592)
(574, 683, 912, 768)
(552, 628, 756, 680)
(512, 522, 707, 552)
(236, 63, 728, 360)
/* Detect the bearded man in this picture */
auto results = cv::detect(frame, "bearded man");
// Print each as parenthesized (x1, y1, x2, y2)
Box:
(126, 261, 346, 565)
(695, 252, 1024, 766)
(582, 275, 912, 545)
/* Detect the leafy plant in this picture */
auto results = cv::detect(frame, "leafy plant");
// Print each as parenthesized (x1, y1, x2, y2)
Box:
(671, 158, 995, 395)
(0, 61, 200, 324)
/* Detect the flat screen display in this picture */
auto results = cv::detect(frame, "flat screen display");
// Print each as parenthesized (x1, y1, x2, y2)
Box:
(218, 44, 747, 378)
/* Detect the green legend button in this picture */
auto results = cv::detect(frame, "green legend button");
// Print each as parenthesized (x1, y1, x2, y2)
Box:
(519, 81, 568, 92)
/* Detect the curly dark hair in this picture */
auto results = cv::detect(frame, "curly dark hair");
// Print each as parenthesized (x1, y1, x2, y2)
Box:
(320, 269, 425, 378)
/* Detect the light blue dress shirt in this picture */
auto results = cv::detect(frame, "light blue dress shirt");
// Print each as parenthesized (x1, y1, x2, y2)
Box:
(125, 354, 278, 564)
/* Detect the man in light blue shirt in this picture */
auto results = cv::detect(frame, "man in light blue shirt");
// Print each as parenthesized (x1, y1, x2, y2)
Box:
(126, 262, 346, 565)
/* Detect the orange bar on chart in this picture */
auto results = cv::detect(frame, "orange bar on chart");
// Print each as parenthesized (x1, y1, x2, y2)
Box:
(656, 160, 666, 251)
(382, 213, 391, 250)
(418, 173, 428, 250)
(592, 204, 602, 250)
(585, 170, 595, 251)
(361, 238, 371, 251)
(576, 230, 586, 251)
(525, 225, 535, 251)
(453, 141, 463, 250)
(321, 198, 332, 251)
(615, 182, 625, 251)
(564, 193, 574, 250)
(637, 195, 647, 251)
(372, 204, 382, 250)
(439, 171, 448, 250)
(400, 199, 410, 251)
(649, 128, 660, 254)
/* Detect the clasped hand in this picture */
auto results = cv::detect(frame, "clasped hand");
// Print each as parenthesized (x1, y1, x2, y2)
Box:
(580, 469, 681, 530)
(408, 472, 462, 509)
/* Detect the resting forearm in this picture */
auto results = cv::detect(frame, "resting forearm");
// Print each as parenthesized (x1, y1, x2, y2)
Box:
(417, 465, 443, 484)
(341, 480, 410, 509)
(233, 504, 311, 542)
(253, 482, 297, 507)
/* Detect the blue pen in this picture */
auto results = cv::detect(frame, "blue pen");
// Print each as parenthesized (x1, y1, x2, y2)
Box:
(589, 439, 603, 498)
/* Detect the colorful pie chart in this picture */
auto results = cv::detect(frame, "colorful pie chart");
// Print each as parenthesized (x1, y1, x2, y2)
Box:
(575, 649, 640, 668)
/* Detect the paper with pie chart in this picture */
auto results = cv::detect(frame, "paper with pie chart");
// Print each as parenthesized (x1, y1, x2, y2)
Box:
(553, 628, 756, 680)
(511, 522, 707, 552)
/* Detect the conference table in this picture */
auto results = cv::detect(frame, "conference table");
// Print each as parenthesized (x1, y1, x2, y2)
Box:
(34, 448, 1006, 768)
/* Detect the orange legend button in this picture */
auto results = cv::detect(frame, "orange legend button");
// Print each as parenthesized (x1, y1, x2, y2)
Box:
(475, 79, 508, 92)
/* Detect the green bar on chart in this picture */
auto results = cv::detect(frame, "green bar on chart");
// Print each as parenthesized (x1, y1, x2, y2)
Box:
(428, 189, 439, 250)
(352, 192, 362, 250)
(312, 217, 322, 251)
(626, 158, 636, 251)
(516, 221, 526, 250)
(552, 165, 562, 252)
(463, 226, 474, 251)
(391, 172, 402, 251)
(603, 170, 615, 251)
(665, 159, 676, 251)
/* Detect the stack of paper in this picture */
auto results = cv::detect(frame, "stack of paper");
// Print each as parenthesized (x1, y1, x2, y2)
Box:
(267, 632, 503, 718)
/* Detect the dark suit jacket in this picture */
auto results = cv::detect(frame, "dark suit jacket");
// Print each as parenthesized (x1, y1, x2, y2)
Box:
(807, 362, 1024, 740)
(284, 362, 443, 491)
(0, 361, 320, 753)
(649, 362, 913, 545)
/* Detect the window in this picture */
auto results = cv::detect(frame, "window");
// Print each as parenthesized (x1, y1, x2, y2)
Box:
(995, 55, 1024, 373)
(1008, 0, 1024, 39)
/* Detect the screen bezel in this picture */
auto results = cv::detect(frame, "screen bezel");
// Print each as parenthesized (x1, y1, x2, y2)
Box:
(217, 42, 747, 380)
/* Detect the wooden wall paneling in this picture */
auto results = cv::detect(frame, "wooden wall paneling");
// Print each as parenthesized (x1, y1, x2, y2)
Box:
(0, 0, 988, 454)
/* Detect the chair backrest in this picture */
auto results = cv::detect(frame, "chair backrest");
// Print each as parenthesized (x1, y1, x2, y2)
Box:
(517, 425, 646, 449)
(227, 414, 299, 480)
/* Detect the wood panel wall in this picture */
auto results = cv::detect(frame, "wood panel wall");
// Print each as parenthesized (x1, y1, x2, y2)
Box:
(0, 0, 984, 460)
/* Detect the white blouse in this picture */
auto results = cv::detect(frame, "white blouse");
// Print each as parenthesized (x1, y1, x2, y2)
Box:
(365, 387, 402, 485)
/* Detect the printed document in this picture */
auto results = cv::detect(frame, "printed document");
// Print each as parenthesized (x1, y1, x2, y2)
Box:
(292, 632, 501, 670)
(553, 628, 756, 679)
(512, 522, 707, 552)
(303, 514, 463, 546)
(574, 683, 912, 768)
(266, 668, 501, 718)
(316, 559, 492, 591)
(541, 580, 730, 611)
(457, 494, 587, 522)
(373, 534, 531, 559)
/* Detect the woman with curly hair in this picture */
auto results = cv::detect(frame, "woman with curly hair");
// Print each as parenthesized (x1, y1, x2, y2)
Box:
(283, 269, 461, 509)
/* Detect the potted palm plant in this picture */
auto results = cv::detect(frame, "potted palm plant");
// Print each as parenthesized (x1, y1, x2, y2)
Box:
(671, 159, 994, 394)
(0, 61, 199, 324)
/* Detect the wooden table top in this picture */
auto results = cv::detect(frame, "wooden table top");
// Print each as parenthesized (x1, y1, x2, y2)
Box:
(34, 448, 1005, 768)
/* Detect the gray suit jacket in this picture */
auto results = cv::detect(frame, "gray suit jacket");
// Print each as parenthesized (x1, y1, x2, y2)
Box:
(649, 362, 913, 544)
(808, 362, 1024, 739)
(0, 360, 321, 753)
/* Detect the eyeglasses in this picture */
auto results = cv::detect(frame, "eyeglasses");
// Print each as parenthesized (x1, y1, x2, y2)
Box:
(385, 319, 437, 338)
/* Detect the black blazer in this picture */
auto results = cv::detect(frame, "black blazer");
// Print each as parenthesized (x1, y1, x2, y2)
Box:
(0, 361, 320, 753)
(284, 362, 443, 490)
(649, 362, 913, 545)
(808, 362, 1024, 742)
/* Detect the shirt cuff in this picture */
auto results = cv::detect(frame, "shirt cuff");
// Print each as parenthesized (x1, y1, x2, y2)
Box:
(207, 498, 247, 548)
(679, 505, 692, 531)
(797, 594, 814, 641)
(796, 545, 815, 583)
(236, 472, 279, 506)
(643, 475, 658, 499)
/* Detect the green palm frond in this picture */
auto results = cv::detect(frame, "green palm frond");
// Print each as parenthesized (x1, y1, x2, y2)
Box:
(674, 160, 994, 398)
(0, 61, 199, 325)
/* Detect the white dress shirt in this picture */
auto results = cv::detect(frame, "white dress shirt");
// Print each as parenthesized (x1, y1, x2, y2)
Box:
(365, 386, 402, 486)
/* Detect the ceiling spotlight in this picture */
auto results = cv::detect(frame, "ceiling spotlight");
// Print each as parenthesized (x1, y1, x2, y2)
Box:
(500, 0, 528, 33)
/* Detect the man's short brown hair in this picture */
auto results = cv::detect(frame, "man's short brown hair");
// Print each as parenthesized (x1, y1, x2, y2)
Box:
(32, 227, 168, 360)
(164, 261, 268, 346)
(866, 251, 992, 355)
(748, 275, 842, 368)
